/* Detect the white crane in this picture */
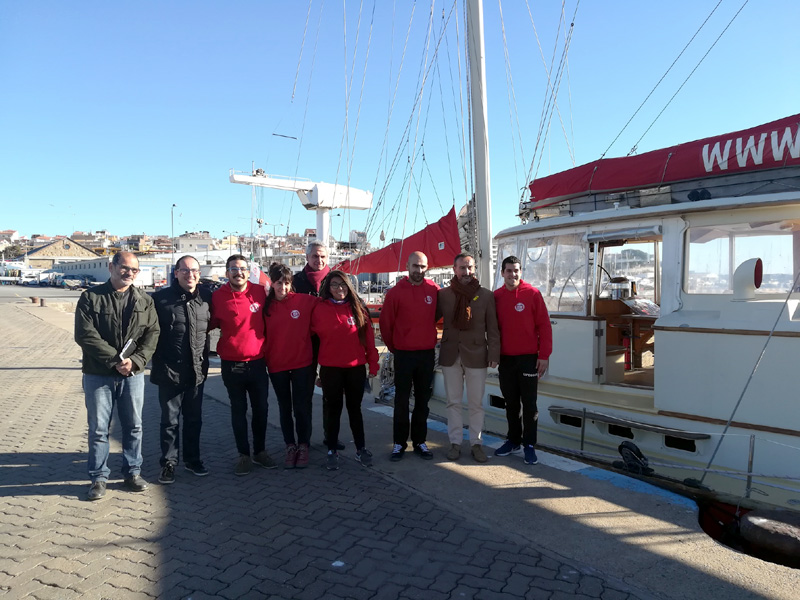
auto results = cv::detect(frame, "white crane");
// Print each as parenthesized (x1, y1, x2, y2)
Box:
(229, 168, 373, 248)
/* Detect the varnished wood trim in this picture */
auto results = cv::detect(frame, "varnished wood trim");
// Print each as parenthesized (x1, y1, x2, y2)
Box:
(653, 325, 800, 338)
(657, 410, 800, 438)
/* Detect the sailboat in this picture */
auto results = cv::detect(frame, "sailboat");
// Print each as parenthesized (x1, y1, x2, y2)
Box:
(232, 1, 800, 515)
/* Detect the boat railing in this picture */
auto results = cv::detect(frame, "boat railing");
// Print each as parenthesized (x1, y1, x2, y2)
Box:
(546, 406, 800, 502)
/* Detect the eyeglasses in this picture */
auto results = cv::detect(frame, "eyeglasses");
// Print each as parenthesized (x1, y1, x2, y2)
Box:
(118, 266, 140, 274)
(329, 282, 348, 289)
(227, 267, 248, 273)
(177, 268, 200, 275)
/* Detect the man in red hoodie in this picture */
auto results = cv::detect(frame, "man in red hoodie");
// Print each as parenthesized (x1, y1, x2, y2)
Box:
(211, 254, 276, 475)
(379, 251, 439, 462)
(493, 255, 553, 466)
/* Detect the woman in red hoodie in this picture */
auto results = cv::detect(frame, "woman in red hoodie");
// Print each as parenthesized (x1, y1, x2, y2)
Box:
(263, 263, 319, 469)
(311, 270, 379, 471)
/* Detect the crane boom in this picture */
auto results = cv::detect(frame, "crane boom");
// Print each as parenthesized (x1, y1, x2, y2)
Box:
(229, 168, 373, 248)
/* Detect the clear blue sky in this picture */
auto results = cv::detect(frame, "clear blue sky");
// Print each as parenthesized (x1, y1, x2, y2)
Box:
(1, 0, 797, 245)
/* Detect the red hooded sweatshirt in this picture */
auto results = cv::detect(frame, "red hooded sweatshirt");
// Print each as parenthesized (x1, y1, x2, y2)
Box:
(211, 281, 267, 362)
(493, 280, 553, 359)
(263, 292, 318, 373)
(311, 299, 379, 375)
(379, 277, 439, 353)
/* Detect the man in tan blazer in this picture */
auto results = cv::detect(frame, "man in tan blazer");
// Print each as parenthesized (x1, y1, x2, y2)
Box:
(436, 253, 500, 462)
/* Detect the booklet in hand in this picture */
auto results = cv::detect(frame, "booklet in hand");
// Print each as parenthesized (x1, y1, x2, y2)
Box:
(118, 339, 137, 361)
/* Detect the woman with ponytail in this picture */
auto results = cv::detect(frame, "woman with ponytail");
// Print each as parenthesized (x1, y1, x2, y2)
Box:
(311, 270, 378, 471)
(263, 263, 318, 469)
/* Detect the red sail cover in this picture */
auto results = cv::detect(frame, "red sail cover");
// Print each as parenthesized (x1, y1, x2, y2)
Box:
(528, 113, 800, 208)
(335, 206, 462, 275)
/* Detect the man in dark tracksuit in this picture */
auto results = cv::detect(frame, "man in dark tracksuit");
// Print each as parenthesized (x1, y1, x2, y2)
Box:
(75, 251, 159, 501)
(150, 255, 212, 484)
(292, 240, 344, 450)
(493, 255, 552, 466)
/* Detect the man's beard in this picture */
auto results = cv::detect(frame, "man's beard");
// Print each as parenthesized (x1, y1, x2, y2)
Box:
(410, 272, 423, 283)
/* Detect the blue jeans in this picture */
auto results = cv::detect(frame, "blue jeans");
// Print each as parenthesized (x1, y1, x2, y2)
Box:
(83, 372, 145, 482)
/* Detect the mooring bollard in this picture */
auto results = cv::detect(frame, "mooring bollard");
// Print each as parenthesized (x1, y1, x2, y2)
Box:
(30, 297, 38, 304)
(40, 298, 47, 307)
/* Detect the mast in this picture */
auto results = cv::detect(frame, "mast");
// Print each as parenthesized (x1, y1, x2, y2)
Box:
(467, 0, 494, 285)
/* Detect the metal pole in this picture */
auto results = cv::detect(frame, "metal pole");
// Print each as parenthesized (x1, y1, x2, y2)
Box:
(745, 434, 755, 499)
(580, 408, 587, 453)
(171, 204, 176, 274)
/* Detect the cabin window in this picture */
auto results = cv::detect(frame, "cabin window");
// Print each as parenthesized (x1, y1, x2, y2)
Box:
(598, 241, 661, 303)
(685, 220, 796, 294)
(522, 233, 587, 314)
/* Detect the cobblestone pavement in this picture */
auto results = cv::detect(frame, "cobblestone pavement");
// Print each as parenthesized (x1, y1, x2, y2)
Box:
(0, 302, 648, 599)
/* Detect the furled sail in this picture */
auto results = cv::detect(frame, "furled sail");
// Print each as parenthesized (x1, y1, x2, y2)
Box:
(527, 113, 800, 208)
(334, 207, 461, 275)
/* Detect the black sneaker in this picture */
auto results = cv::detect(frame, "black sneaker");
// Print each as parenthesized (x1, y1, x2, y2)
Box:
(159, 464, 176, 484)
(324, 439, 346, 451)
(184, 462, 209, 477)
(326, 450, 339, 471)
(390, 444, 405, 462)
(87, 480, 106, 501)
(356, 448, 373, 467)
(413, 442, 434, 460)
(123, 474, 149, 493)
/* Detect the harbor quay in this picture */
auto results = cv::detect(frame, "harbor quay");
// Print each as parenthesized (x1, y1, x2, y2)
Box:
(1, 294, 798, 599)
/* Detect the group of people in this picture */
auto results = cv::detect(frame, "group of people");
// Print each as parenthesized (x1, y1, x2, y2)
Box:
(381, 251, 552, 467)
(74, 243, 552, 502)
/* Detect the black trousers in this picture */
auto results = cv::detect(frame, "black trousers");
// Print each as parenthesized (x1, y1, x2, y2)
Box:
(498, 354, 539, 447)
(392, 348, 435, 447)
(308, 335, 334, 441)
(270, 365, 313, 446)
(158, 382, 204, 467)
(221, 358, 269, 456)
(319, 365, 367, 452)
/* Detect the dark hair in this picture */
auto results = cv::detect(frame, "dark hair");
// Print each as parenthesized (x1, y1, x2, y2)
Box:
(225, 254, 248, 269)
(453, 252, 474, 267)
(175, 255, 199, 271)
(501, 256, 521, 272)
(265, 263, 293, 316)
(320, 270, 369, 344)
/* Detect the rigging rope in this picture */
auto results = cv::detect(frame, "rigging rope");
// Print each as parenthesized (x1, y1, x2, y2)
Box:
(600, 0, 724, 159)
(627, 0, 750, 156)
(524, 0, 580, 187)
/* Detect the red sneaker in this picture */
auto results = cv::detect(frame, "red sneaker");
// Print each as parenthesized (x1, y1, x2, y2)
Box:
(295, 443, 310, 469)
(284, 444, 298, 469)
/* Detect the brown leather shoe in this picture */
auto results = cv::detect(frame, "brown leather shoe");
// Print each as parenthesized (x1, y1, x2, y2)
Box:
(447, 443, 461, 461)
(471, 444, 488, 463)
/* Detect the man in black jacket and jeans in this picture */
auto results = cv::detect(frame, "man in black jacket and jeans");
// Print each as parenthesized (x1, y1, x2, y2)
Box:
(150, 255, 213, 484)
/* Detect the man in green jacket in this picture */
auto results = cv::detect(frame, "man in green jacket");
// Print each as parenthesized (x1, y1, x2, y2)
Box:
(75, 251, 159, 501)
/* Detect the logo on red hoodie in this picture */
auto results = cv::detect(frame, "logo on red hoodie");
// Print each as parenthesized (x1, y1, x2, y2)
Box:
(515, 302, 525, 312)
(291, 310, 300, 319)
(249, 302, 261, 313)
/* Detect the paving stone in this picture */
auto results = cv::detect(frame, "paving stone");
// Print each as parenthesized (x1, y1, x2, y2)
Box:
(0, 304, 652, 600)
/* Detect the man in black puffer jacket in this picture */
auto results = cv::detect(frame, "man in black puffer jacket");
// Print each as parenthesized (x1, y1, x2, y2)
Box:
(150, 255, 212, 484)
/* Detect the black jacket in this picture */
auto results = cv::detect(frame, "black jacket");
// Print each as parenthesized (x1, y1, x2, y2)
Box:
(291, 268, 320, 296)
(150, 280, 213, 388)
(75, 281, 159, 375)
